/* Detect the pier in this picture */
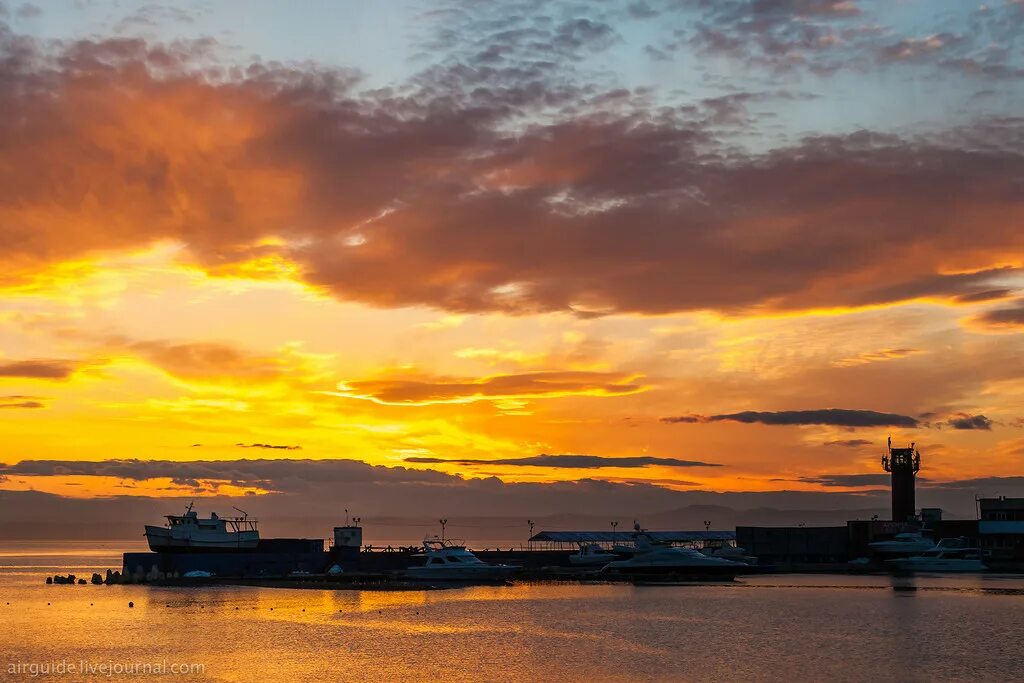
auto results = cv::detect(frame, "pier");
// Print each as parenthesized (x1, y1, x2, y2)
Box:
(107, 462, 1024, 587)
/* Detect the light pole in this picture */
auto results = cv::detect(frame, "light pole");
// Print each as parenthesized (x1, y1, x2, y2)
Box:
(611, 520, 619, 545)
(704, 519, 711, 532)
(439, 518, 448, 543)
(528, 519, 535, 550)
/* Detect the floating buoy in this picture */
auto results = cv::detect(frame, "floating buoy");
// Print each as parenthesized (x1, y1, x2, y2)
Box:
(128, 601, 134, 608)
(47, 602, 51, 606)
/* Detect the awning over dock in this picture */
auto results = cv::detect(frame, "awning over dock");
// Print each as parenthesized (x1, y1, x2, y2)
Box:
(529, 530, 735, 544)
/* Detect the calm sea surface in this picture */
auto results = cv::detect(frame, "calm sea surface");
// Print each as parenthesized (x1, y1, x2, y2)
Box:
(2, 541, 1023, 682)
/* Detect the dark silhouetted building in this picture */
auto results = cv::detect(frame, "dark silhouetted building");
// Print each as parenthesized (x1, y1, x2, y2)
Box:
(978, 497, 1024, 560)
(736, 526, 849, 567)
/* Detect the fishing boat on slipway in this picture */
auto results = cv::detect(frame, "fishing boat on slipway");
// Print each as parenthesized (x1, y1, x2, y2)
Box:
(144, 503, 260, 552)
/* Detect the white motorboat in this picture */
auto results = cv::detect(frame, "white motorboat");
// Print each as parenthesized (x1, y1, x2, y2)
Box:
(700, 544, 758, 565)
(601, 529, 750, 578)
(144, 503, 259, 552)
(569, 543, 618, 567)
(885, 538, 987, 573)
(868, 530, 935, 555)
(404, 538, 519, 582)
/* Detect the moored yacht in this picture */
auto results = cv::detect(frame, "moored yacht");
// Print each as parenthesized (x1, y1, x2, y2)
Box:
(885, 538, 987, 573)
(868, 530, 935, 555)
(601, 528, 750, 579)
(569, 543, 618, 567)
(700, 543, 758, 565)
(404, 538, 519, 582)
(144, 503, 259, 552)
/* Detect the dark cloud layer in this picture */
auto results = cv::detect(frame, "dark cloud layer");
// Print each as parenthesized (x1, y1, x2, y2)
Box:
(971, 299, 1024, 330)
(0, 458, 455, 492)
(661, 0, 1024, 81)
(0, 18, 1021, 318)
(662, 0, 872, 74)
(0, 398, 44, 409)
(955, 288, 1015, 304)
(663, 409, 918, 428)
(796, 473, 891, 488)
(403, 454, 721, 468)
(946, 414, 993, 431)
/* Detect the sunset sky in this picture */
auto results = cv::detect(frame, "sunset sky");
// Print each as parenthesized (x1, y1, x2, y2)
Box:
(1, 0, 1023, 534)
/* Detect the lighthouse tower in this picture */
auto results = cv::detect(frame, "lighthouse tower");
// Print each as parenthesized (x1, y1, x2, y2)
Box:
(881, 437, 920, 522)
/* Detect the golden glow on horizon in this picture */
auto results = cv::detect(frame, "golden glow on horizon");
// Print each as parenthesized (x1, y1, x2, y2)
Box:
(0, 237, 1021, 500)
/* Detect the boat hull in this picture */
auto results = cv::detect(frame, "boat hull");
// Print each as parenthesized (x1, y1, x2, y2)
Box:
(602, 562, 751, 578)
(145, 525, 260, 552)
(568, 555, 617, 567)
(598, 557, 753, 581)
(885, 558, 987, 573)
(868, 543, 936, 555)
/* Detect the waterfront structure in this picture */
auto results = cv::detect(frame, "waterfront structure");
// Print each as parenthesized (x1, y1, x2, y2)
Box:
(527, 530, 734, 551)
(882, 438, 921, 522)
(978, 497, 1024, 560)
(736, 526, 849, 567)
(124, 538, 327, 580)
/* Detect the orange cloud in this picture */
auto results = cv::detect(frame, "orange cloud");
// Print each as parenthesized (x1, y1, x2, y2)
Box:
(126, 340, 293, 382)
(327, 370, 648, 406)
(0, 359, 79, 379)
(831, 347, 924, 367)
(0, 31, 1021, 321)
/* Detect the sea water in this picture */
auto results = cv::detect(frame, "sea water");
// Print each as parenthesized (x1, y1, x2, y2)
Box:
(2, 542, 1023, 682)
